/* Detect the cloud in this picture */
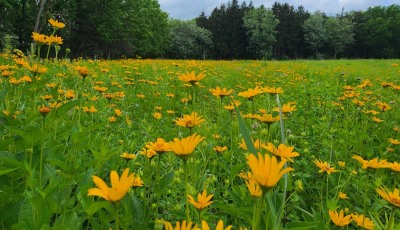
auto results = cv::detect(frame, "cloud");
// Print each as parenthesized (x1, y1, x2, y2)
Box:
(159, 0, 398, 19)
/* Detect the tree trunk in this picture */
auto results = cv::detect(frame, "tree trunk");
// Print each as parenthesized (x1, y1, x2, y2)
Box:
(34, 0, 46, 32)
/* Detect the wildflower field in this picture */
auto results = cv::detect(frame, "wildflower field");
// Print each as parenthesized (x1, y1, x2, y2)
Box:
(1, 21, 400, 230)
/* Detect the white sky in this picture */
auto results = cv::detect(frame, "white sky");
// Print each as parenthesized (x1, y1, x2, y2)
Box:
(158, 0, 399, 20)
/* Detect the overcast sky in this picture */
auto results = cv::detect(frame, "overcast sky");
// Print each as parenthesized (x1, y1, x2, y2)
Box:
(158, 0, 398, 20)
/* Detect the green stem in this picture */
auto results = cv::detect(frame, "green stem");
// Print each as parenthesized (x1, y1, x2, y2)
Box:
(39, 116, 45, 187)
(155, 154, 162, 218)
(115, 202, 119, 230)
(183, 160, 190, 221)
(252, 193, 265, 230)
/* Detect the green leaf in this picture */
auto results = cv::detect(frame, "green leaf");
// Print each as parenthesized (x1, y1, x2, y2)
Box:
(0, 151, 25, 171)
(85, 201, 111, 216)
(52, 210, 82, 230)
(214, 204, 252, 224)
(285, 221, 320, 229)
(0, 167, 18, 176)
(156, 171, 174, 195)
(234, 104, 257, 155)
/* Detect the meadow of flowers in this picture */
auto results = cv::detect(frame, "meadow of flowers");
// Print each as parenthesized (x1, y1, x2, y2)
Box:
(0, 20, 399, 230)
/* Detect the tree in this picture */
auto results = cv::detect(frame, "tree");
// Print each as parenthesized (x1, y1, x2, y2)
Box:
(303, 11, 327, 57)
(325, 17, 354, 58)
(166, 20, 213, 59)
(243, 6, 279, 59)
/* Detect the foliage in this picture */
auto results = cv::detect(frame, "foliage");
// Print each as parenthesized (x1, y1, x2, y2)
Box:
(166, 20, 213, 59)
(243, 6, 279, 60)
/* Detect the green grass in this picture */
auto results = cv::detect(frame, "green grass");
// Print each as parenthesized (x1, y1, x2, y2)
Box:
(0, 55, 399, 229)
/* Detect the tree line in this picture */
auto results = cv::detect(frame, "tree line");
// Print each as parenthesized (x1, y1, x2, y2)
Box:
(1, 0, 400, 59)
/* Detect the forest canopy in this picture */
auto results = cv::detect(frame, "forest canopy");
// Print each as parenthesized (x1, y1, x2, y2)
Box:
(1, 0, 399, 59)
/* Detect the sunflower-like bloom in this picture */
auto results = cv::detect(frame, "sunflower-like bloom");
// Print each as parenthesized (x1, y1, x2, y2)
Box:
(48, 19, 66, 29)
(179, 71, 206, 85)
(246, 153, 293, 192)
(238, 86, 263, 100)
(376, 187, 400, 208)
(254, 114, 280, 124)
(38, 104, 51, 117)
(338, 192, 349, 199)
(32, 32, 47, 44)
(120, 152, 137, 160)
(239, 138, 266, 150)
(187, 189, 213, 210)
(263, 86, 284, 95)
(164, 220, 197, 230)
(371, 116, 384, 123)
(169, 133, 205, 160)
(88, 168, 134, 202)
(209, 86, 234, 99)
(352, 155, 390, 169)
(174, 112, 205, 129)
(245, 179, 262, 197)
(273, 102, 297, 113)
(145, 138, 171, 153)
(45, 35, 63, 45)
(313, 160, 339, 175)
(213, 146, 228, 153)
(263, 143, 299, 163)
(376, 101, 392, 111)
(139, 147, 157, 159)
(388, 162, 400, 172)
(351, 214, 375, 230)
(389, 138, 400, 145)
(197, 220, 232, 230)
(82, 105, 98, 113)
(328, 210, 353, 227)
(76, 66, 89, 77)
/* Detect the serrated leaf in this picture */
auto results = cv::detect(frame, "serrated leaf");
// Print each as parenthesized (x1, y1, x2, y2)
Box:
(214, 204, 252, 224)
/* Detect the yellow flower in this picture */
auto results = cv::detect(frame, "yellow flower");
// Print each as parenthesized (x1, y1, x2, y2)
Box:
(352, 155, 390, 169)
(48, 19, 65, 29)
(174, 112, 205, 129)
(213, 146, 228, 153)
(38, 104, 51, 117)
(87, 168, 134, 202)
(313, 160, 339, 175)
(338, 161, 346, 167)
(31, 32, 47, 44)
(209, 86, 234, 99)
(169, 133, 205, 160)
(179, 71, 206, 85)
(254, 114, 280, 125)
(164, 220, 196, 230)
(351, 214, 375, 230)
(109, 116, 117, 122)
(198, 220, 232, 230)
(388, 162, 400, 172)
(338, 192, 349, 199)
(389, 138, 400, 145)
(76, 66, 89, 77)
(273, 102, 296, 113)
(376, 187, 400, 208)
(245, 180, 262, 197)
(328, 210, 352, 227)
(263, 143, 299, 163)
(153, 112, 162, 119)
(263, 86, 284, 95)
(187, 189, 213, 210)
(371, 116, 384, 123)
(238, 86, 263, 100)
(114, 109, 122, 116)
(139, 147, 157, 159)
(239, 138, 266, 151)
(246, 153, 293, 192)
(120, 152, 137, 160)
(82, 105, 98, 113)
(146, 138, 171, 153)
(376, 101, 391, 111)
